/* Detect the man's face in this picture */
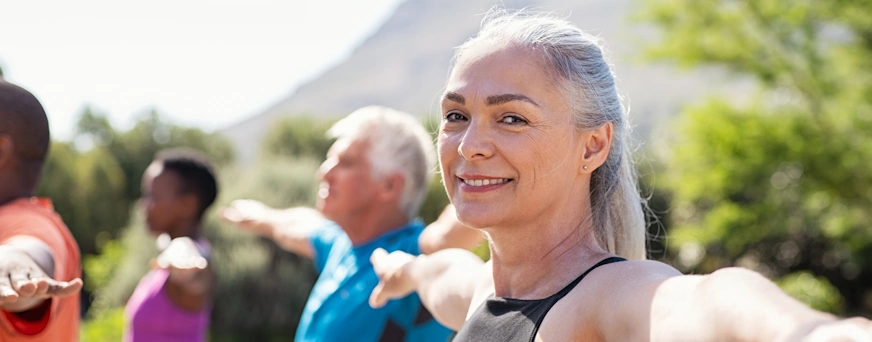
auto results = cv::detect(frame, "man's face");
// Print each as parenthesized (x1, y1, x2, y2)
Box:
(316, 138, 382, 227)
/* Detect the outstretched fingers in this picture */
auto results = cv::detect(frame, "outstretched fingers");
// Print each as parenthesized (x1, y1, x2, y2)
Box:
(369, 249, 391, 308)
(218, 207, 242, 223)
(0, 274, 19, 304)
(368, 248, 418, 309)
(10, 276, 82, 300)
(9, 271, 36, 297)
(370, 248, 390, 273)
(46, 278, 83, 298)
(370, 282, 388, 308)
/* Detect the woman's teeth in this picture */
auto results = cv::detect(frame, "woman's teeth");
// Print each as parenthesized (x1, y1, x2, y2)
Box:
(461, 178, 509, 186)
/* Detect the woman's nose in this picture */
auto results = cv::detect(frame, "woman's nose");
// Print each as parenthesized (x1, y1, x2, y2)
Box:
(457, 121, 494, 160)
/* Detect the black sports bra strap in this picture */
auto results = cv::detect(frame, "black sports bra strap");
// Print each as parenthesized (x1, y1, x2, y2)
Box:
(553, 256, 626, 300)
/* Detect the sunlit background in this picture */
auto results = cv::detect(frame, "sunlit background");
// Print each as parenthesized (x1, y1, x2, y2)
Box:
(2, 0, 870, 340)
(0, 0, 404, 138)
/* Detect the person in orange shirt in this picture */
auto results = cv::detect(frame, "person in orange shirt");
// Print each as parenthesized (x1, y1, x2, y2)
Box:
(0, 81, 84, 341)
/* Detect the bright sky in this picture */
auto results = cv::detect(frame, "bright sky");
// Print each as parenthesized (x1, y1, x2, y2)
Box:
(0, 0, 405, 140)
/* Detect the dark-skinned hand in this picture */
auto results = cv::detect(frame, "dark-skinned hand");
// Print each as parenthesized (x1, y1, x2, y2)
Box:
(0, 244, 82, 313)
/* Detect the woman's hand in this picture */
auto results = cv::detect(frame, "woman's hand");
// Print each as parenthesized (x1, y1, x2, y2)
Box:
(153, 237, 209, 289)
(154, 237, 208, 270)
(369, 248, 418, 308)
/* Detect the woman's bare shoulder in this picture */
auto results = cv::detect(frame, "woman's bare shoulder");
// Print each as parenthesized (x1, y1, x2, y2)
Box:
(615, 259, 682, 275)
(551, 259, 686, 341)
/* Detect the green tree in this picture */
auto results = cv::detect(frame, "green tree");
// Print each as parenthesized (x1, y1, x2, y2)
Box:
(261, 116, 336, 162)
(108, 110, 234, 202)
(38, 109, 235, 256)
(641, 0, 872, 316)
(37, 143, 127, 255)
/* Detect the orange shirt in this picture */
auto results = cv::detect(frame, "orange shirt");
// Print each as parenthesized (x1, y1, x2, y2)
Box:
(0, 197, 81, 342)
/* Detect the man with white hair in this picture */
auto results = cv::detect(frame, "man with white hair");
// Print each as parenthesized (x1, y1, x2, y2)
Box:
(221, 106, 481, 342)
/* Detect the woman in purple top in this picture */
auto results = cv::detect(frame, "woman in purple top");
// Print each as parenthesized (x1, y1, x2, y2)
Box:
(124, 149, 218, 342)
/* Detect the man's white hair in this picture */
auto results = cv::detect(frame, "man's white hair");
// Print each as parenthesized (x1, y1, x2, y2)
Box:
(327, 106, 436, 219)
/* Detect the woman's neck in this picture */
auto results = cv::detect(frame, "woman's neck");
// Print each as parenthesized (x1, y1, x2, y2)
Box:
(486, 217, 609, 299)
(169, 220, 201, 240)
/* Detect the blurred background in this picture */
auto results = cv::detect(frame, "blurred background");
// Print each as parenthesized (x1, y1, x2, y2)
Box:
(2, 0, 871, 340)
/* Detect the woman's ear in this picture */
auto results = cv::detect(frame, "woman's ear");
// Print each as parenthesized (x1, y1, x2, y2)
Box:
(580, 122, 613, 174)
(179, 192, 201, 220)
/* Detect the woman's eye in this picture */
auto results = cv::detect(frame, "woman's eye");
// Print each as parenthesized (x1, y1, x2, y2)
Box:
(445, 112, 467, 122)
(500, 115, 527, 124)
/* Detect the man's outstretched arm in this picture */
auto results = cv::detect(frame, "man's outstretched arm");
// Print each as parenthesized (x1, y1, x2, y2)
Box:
(220, 199, 325, 258)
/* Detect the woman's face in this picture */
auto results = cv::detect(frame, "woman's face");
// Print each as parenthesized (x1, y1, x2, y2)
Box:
(140, 162, 188, 236)
(438, 42, 589, 230)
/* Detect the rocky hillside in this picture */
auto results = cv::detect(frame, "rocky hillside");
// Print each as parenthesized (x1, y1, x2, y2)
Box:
(221, 0, 749, 162)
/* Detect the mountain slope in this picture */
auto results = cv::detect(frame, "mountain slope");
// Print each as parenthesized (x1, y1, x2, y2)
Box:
(221, 0, 748, 162)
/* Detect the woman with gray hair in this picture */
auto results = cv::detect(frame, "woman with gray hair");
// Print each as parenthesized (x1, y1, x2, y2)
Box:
(368, 9, 872, 341)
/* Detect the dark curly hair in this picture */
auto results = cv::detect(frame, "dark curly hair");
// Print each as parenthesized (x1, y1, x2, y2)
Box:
(155, 148, 218, 219)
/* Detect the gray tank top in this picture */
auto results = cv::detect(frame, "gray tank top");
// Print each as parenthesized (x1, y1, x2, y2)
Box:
(453, 257, 626, 342)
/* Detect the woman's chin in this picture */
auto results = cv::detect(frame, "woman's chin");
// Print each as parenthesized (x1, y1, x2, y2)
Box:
(144, 224, 165, 237)
(454, 206, 503, 229)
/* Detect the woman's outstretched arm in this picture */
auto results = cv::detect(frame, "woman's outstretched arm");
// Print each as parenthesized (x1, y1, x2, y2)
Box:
(369, 248, 485, 330)
(653, 267, 870, 341)
(601, 262, 872, 341)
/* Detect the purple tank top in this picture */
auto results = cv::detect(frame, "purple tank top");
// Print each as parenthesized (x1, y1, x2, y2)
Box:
(124, 268, 210, 342)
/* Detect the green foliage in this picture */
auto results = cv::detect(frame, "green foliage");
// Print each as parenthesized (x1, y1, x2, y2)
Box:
(80, 308, 125, 342)
(419, 174, 450, 224)
(778, 271, 844, 313)
(107, 110, 235, 203)
(85, 209, 159, 317)
(85, 156, 323, 340)
(262, 116, 336, 162)
(36, 109, 235, 256)
(37, 144, 128, 255)
(640, 0, 872, 315)
(81, 112, 473, 339)
(83, 239, 126, 292)
(208, 157, 322, 338)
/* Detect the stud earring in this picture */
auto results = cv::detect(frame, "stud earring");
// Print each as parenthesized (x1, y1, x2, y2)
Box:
(583, 165, 589, 170)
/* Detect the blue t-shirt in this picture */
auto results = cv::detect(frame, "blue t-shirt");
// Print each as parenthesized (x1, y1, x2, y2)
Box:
(295, 220, 453, 342)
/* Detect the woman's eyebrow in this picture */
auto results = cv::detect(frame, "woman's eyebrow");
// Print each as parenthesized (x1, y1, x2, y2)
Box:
(487, 93, 539, 107)
(442, 92, 540, 107)
(443, 91, 465, 105)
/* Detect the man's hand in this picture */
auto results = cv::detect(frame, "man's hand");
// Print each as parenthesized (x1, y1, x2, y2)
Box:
(369, 248, 418, 308)
(219, 199, 275, 237)
(0, 243, 82, 313)
(219, 200, 322, 258)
